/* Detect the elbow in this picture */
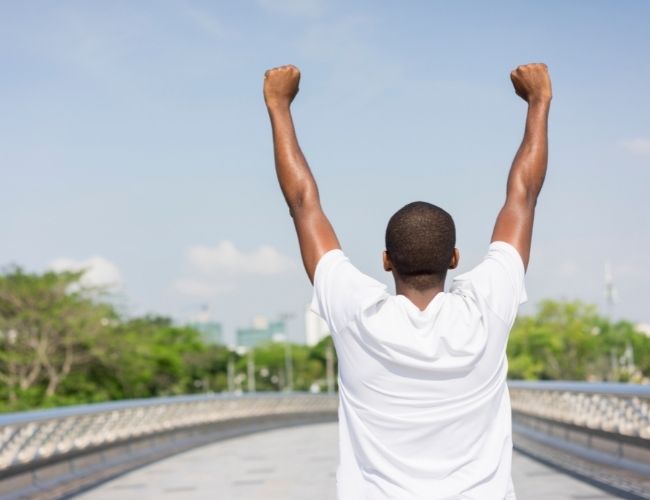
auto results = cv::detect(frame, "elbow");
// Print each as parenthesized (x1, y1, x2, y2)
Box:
(522, 189, 540, 208)
(507, 174, 544, 208)
(287, 188, 320, 218)
(506, 184, 540, 209)
(508, 189, 538, 209)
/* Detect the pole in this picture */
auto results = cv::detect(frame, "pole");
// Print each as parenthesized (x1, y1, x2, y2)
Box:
(326, 340, 335, 394)
(284, 341, 293, 392)
(247, 349, 256, 393)
(277, 313, 295, 392)
(227, 353, 235, 393)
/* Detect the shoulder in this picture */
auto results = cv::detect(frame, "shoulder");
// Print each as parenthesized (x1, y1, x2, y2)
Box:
(487, 240, 527, 274)
(313, 249, 385, 293)
(452, 241, 525, 287)
(450, 241, 527, 325)
(311, 249, 389, 334)
(313, 248, 347, 281)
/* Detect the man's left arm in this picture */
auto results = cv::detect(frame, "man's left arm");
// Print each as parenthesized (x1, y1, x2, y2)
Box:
(264, 65, 340, 283)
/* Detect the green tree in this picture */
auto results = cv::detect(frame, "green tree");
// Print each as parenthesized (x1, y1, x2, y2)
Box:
(0, 266, 115, 410)
(84, 316, 208, 399)
(507, 300, 650, 382)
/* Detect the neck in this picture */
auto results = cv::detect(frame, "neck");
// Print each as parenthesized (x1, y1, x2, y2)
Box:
(394, 280, 445, 311)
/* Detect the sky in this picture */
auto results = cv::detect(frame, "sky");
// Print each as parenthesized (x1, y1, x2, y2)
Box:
(2, 1, 649, 344)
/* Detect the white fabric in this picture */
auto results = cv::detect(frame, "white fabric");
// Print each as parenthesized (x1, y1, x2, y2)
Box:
(310, 241, 527, 500)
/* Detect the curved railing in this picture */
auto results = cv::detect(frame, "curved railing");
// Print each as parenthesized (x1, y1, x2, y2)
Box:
(0, 393, 338, 500)
(509, 381, 650, 438)
(0, 383, 649, 499)
(509, 381, 650, 498)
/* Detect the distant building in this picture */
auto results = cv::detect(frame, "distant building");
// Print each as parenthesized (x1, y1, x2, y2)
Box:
(305, 304, 330, 346)
(187, 305, 224, 344)
(188, 321, 224, 344)
(237, 316, 287, 348)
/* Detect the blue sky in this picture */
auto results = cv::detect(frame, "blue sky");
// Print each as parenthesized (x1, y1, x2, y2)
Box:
(2, 1, 649, 344)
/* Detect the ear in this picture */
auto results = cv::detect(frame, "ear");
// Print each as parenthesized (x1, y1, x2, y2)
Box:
(449, 247, 460, 270)
(383, 251, 392, 272)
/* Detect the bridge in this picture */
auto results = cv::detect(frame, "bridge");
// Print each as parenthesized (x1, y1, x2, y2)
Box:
(1, 383, 649, 499)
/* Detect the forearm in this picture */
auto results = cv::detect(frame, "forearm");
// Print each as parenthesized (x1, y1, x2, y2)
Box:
(506, 100, 550, 204)
(268, 105, 320, 213)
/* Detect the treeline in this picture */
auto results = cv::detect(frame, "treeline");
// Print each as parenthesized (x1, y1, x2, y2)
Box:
(508, 300, 650, 382)
(0, 267, 335, 413)
(1, 266, 649, 413)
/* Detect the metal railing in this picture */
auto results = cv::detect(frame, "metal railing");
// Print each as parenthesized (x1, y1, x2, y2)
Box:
(1, 383, 649, 499)
(0, 393, 338, 500)
(509, 381, 650, 498)
(510, 381, 650, 438)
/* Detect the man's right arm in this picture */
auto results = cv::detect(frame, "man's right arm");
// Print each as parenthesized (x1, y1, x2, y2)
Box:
(491, 63, 552, 271)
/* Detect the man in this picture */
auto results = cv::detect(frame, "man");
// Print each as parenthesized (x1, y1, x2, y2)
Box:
(264, 63, 551, 499)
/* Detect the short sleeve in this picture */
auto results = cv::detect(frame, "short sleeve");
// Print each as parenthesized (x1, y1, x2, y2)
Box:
(310, 249, 388, 335)
(450, 241, 527, 326)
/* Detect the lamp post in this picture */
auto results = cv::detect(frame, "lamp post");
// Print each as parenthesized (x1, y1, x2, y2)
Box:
(278, 313, 294, 392)
(234, 346, 254, 393)
(325, 338, 335, 394)
(284, 340, 293, 392)
(247, 348, 256, 393)
(227, 345, 236, 393)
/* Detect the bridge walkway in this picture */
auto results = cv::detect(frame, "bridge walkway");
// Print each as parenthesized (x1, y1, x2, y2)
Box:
(76, 422, 616, 500)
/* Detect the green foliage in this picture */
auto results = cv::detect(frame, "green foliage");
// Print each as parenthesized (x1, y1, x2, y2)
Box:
(507, 300, 650, 382)
(2, 265, 648, 413)
(0, 266, 116, 410)
(0, 267, 225, 412)
(0, 266, 338, 412)
(235, 341, 332, 392)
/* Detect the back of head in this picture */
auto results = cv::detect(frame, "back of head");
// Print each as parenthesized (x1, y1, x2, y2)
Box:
(385, 201, 456, 291)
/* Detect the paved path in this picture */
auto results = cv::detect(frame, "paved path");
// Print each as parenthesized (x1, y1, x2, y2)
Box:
(77, 423, 615, 499)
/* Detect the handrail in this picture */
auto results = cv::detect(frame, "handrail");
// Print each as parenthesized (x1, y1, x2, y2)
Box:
(507, 381, 650, 497)
(0, 393, 337, 469)
(0, 383, 649, 498)
(0, 391, 314, 426)
(508, 380, 650, 397)
(0, 392, 338, 499)
(508, 382, 650, 439)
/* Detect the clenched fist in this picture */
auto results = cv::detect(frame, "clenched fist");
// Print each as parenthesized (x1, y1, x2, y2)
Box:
(264, 65, 300, 109)
(510, 63, 552, 104)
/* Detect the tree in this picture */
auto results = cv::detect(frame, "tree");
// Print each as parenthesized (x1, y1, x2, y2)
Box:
(507, 300, 650, 382)
(0, 266, 115, 409)
(83, 316, 209, 399)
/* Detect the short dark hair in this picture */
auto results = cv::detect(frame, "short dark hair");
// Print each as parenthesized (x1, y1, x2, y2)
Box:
(385, 201, 456, 290)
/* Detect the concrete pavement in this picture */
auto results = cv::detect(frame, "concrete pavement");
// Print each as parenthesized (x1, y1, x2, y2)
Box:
(76, 423, 615, 499)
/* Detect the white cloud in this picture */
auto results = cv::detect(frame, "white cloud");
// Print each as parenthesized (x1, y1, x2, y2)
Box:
(172, 241, 297, 299)
(257, 0, 325, 17)
(186, 240, 296, 276)
(49, 256, 124, 290)
(619, 138, 650, 156)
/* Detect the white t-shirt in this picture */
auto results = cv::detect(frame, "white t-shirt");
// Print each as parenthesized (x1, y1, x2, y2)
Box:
(310, 241, 527, 500)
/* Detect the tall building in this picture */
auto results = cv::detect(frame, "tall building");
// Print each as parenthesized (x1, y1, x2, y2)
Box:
(236, 316, 287, 348)
(189, 321, 223, 344)
(305, 304, 330, 346)
(187, 305, 224, 344)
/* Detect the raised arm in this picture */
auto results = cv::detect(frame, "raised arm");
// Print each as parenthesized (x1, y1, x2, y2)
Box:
(491, 63, 552, 270)
(264, 65, 340, 283)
